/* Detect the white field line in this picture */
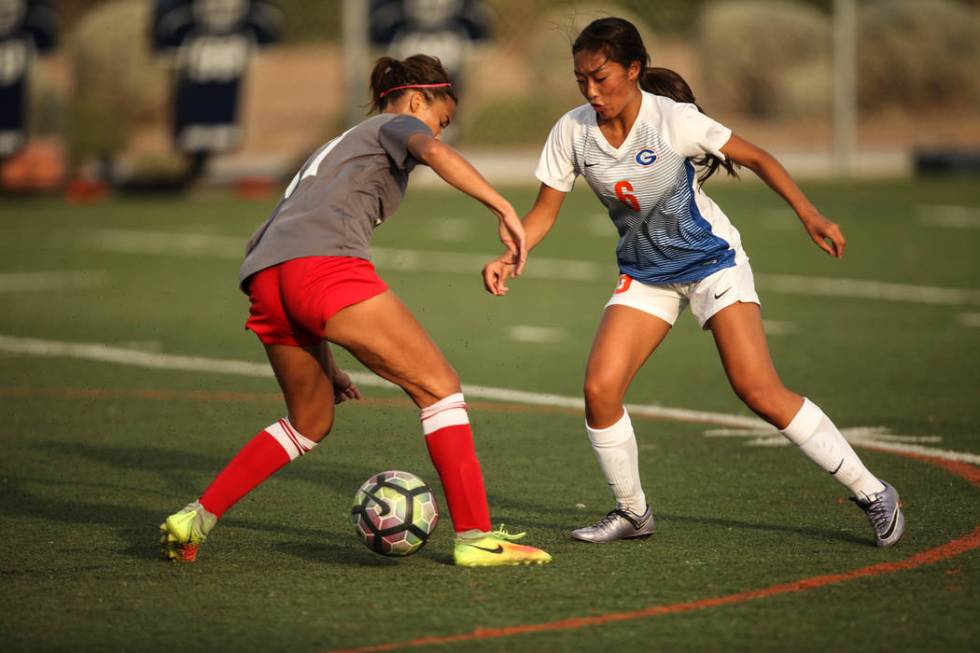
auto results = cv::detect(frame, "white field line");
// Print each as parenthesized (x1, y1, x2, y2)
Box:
(83, 229, 607, 283)
(762, 320, 797, 335)
(756, 274, 980, 307)
(507, 325, 567, 343)
(1, 334, 977, 465)
(83, 228, 980, 306)
(0, 271, 108, 293)
(916, 205, 980, 229)
(959, 313, 980, 328)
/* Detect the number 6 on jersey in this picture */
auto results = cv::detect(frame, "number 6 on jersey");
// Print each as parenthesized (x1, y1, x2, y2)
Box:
(614, 180, 640, 212)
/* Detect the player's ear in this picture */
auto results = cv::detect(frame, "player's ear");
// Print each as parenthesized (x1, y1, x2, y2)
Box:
(409, 91, 425, 114)
(628, 60, 640, 82)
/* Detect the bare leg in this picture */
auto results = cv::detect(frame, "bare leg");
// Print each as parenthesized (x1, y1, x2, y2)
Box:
(707, 302, 802, 428)
(324, 290, 494, 534)
(709, 301, 888, 503)
(584, 305, 673, 427)
(264, 342, 336, 441)
(324, 290, 461, 407)
(577, 305, 671, 523)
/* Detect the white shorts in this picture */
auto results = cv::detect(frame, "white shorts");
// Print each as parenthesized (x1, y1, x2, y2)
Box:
(605, 260, 761, 329)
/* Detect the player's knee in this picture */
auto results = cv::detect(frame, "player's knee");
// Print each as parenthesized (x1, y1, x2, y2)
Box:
(289, 410, 334, 442)
(405, 368, 460, 407)
(439, 367, 461, 395)
(733, 381, 781, 417)
(583, 375, 624, 414)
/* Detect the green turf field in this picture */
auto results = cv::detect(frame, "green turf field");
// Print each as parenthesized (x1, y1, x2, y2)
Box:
(1, 179, 978, 652)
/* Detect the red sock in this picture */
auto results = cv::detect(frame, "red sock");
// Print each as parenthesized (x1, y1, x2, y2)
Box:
(199, 418, 316, 519)
(421, 394, 492, 533)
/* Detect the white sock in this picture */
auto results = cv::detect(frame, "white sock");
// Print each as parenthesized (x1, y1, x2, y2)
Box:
(586, 409, 647, 515)
(781, 398, 885, 501)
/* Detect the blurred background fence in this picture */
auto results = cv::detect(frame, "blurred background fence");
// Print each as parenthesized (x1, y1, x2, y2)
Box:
(5, 0, 980, 194)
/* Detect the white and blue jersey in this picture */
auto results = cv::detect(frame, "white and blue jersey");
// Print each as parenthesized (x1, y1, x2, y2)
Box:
(535, 91, 746, 284)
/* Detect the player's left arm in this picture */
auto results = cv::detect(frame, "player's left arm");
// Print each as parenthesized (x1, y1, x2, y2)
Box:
(318, 342, 361, 404)
(721, 133, 846, 258)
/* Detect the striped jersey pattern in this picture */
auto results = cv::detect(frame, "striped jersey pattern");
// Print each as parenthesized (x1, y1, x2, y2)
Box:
(536, 92, 745, 284)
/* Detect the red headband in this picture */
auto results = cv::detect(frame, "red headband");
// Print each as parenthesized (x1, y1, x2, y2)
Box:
(379, 82, 453, 99)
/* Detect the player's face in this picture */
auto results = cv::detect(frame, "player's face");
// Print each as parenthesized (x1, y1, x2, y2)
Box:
(573, 50, 640, 120)
(406, 94, 456, 139)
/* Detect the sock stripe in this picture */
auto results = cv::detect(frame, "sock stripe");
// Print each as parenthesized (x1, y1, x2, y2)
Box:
(266, 421, 303, 460)
(279, 419, 309, 455)
(279, 419, 305, 455)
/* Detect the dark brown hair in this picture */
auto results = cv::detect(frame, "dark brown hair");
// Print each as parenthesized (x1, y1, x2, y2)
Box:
(572, 17, 739, 184)
(369, 54, 457, 113)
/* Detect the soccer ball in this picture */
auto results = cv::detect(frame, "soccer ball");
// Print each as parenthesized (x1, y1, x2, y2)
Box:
(351, 470, 440, 556)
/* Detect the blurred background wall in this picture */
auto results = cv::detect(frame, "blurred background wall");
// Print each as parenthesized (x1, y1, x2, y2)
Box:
(6, 0, 980, 193)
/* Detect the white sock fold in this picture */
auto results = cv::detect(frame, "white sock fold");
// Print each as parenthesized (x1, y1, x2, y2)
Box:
(420, 392, 469, 435)
(781, 398, 885, 500)
(586, 409, 647, 515)
(266, 418, 318, 461)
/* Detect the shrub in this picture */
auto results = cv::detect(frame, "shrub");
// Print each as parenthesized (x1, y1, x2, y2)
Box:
(858, 0, 980, 111)
(698, 1, 831, 118)
(66, 0, 168, 164)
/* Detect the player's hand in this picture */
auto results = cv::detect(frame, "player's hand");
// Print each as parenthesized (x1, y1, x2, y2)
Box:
(482, 258, 516, 296)
(332, 369, 362, 404)
(801, 211, 846, 258)
(497, 208, 527, 277)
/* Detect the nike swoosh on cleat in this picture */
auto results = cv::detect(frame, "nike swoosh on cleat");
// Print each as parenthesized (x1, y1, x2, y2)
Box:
(465, 544, 504, 554)
(713, 288, 731, 300)
(881, 506, 900, 539)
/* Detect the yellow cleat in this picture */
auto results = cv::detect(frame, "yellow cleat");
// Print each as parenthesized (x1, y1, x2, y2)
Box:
(159, 501, 216, 563)
(453, 527, 552, 567)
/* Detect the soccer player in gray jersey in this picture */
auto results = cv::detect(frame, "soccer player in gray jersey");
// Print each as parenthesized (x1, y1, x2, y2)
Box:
(160, 54, 551, 567)
(484, 18, 904, 548)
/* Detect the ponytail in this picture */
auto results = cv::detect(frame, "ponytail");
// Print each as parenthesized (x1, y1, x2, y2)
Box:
(368, 54, 457, 113)
(640, 67, 739, 184)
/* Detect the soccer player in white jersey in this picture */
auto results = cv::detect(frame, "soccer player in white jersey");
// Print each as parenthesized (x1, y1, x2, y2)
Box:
(159, 54, 550, 567)
(483, 17, 905, 548)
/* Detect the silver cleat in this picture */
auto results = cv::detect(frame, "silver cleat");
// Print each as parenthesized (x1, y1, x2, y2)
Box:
(571, 506, 655, 543)
(852, 480, 906, 548)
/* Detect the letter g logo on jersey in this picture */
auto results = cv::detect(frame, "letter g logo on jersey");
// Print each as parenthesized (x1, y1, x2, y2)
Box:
(635, 149, 657, 166)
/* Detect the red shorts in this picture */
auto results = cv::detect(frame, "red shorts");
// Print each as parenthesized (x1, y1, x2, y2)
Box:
(244, 256, 388, 346)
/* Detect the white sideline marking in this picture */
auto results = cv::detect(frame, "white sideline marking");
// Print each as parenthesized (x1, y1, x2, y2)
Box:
(917, 205, 980, 229)
(1, 334, 977, 465)
(0, 271, 108, 293)
(958, 313, 980, 328)
(82, 229, 608, 283)
(702, 425, 974, 464)
(82, 228, 980, 306)
(508, 325, 567, 343)
(762, 320, 797, 335)
(756, 274, 980, 307)
(431, 217, 470, 242)
(372, 247, 606, 282)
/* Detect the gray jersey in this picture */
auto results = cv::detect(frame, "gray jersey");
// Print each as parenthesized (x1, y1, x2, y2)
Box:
(239, 113, 432, 289)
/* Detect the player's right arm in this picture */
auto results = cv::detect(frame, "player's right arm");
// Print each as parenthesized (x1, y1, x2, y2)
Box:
(482, 184, 566, 296)
(407, 133, 527, 275)
(483, 110, 577, 296)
